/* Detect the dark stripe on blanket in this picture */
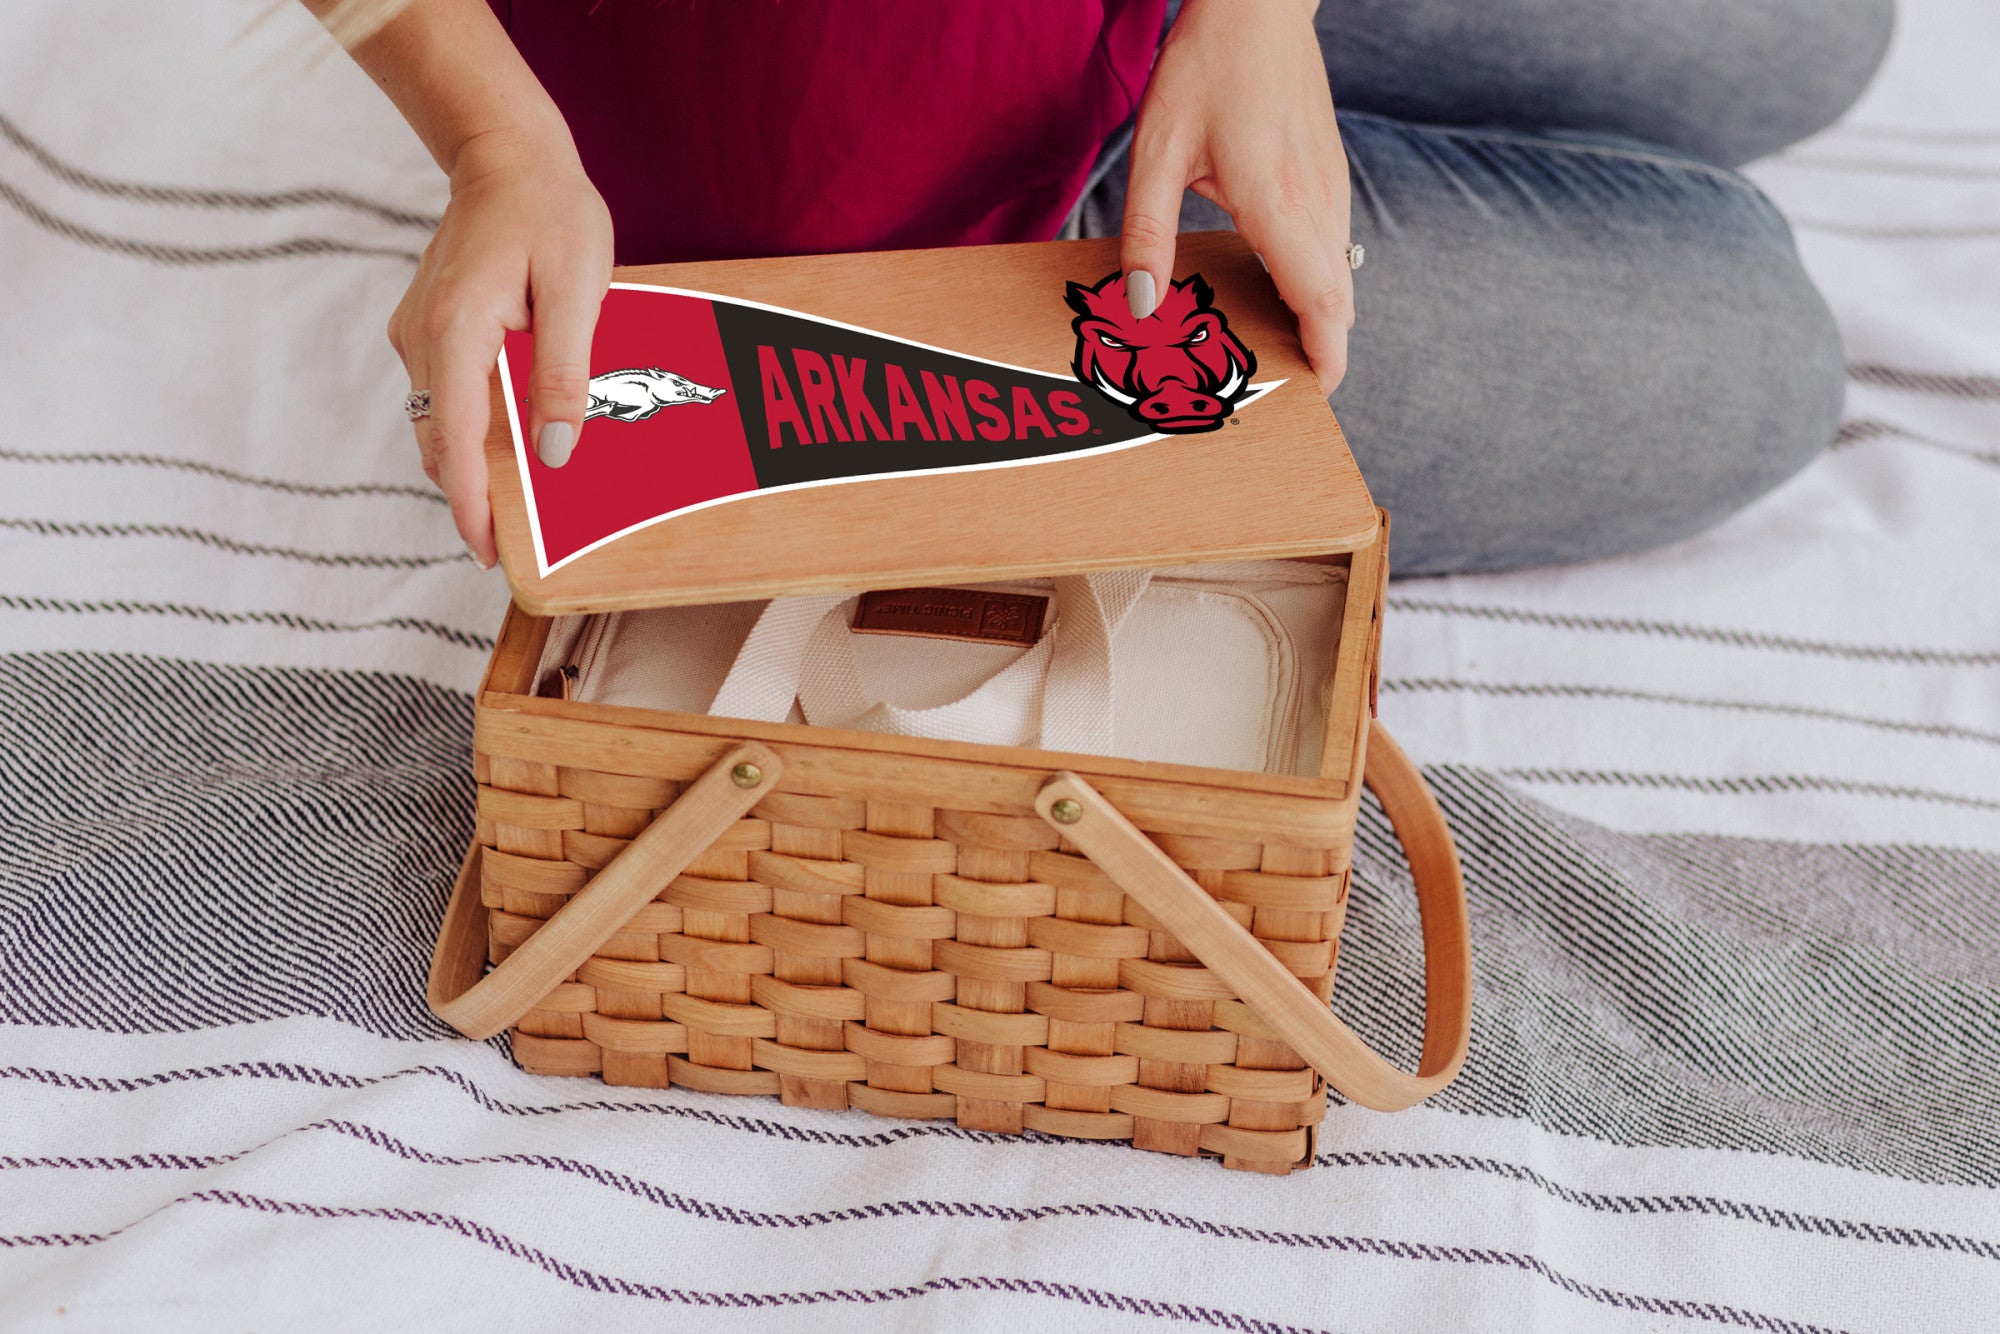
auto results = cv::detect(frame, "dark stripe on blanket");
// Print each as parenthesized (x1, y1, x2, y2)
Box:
(1380, 677, 2000, 747)
(1848, 362, 2000, 400)
(0, 177, 422, 265)
(0, 108, 439, 229)
(0, 594, 491, 650)
(12, 1110, 1997, 1264)
(1, 1189, 1849, 1334)
(1346, 766, 2000, 1186)
(1834, 419, 2000, 466)
(0, 447, 449, 504)
(0, 1059, 1021, 1144)
(1387, 598, 2000, 667)
(1311, 1151, 2000, 1261)
(6, 652, 2000, 1186)
(0, 653, 471, 1040)
(0, 515, 462, 568)
(1496, 767, 2000, 813)
(0, 1192, 1339, 1334)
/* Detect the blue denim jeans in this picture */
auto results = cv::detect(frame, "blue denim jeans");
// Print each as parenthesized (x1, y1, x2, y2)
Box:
(1070, 0, 1894, 575)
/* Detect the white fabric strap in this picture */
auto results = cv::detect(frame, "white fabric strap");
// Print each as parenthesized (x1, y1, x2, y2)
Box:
(704, 573, 1153, 754)
(705, 593, 851, 724)
(1040, 569, 1149, 754)
(797, 610, 1058, 745)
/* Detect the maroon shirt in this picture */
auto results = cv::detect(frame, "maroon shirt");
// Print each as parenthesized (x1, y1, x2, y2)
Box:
(490, 1, 1166, 265)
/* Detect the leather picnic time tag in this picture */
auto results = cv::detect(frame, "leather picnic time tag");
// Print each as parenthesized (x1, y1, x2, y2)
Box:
(852, 587, 1050, 646)
(481, 234, 1382, 616)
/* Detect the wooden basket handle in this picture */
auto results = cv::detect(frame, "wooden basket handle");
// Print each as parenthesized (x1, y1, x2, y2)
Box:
(1034, 720, 1471, 1112)
(427, 742, 782, 1041)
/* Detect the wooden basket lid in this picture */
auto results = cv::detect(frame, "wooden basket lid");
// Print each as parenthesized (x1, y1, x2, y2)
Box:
(484, 231, 1376, 614)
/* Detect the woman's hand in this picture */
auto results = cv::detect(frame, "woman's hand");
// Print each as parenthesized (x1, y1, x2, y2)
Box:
(1121, 0, 1352, 395)
(388, 129, 612, 566)
(308, 0, 611, 567)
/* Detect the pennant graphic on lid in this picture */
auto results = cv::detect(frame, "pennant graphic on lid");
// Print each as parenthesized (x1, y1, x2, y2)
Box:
(499, 281, 1277, 574)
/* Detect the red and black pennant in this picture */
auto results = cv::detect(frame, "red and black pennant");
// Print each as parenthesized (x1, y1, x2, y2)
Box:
(499, 283, 1266, 573)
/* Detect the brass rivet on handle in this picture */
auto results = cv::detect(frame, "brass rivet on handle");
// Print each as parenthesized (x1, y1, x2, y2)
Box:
(731, 762, 763, 789)
(1049, 798, 1083, 825)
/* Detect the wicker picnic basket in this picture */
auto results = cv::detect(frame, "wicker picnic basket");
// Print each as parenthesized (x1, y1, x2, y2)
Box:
(426, 233, 1472, 1175)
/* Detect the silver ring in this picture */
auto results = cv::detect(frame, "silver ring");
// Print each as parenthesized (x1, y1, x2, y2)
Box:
(404, 390, 431, 421)
(1346, 244, 1365, 271)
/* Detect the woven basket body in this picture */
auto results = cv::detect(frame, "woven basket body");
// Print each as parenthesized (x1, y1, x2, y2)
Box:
(443, 521, 1463, 1176)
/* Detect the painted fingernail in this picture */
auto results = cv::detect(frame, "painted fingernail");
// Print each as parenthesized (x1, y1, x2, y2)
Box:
(1125, 270, 1157, 320)
(465, 543, 494, 570)
(537, 421, 575, 468)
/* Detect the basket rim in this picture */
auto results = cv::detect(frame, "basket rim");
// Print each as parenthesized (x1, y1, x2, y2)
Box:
(480, 687, 1359, 804)
(476, 521, 1389, 812)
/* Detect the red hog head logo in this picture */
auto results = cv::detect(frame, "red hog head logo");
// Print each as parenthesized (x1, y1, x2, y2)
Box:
(1066, 272, 1256, 434)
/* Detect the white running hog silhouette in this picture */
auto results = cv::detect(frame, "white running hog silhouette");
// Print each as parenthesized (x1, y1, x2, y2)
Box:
(584, 366, 728, 423)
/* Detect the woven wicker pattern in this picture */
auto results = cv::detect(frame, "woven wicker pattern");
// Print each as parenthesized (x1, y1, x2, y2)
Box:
(475, 754, 1347, 1175)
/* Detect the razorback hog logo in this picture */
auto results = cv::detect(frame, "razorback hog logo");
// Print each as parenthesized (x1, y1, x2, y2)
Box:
(584, 366, 727, 423)
(1065, 272, 1255, 434)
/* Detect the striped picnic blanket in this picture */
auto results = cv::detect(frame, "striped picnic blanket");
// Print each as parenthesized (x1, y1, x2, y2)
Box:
(3, 2, 1996, 1331)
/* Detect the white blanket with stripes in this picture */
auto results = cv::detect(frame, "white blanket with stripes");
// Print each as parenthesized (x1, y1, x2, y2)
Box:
(3, 3, 1997, 1332)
